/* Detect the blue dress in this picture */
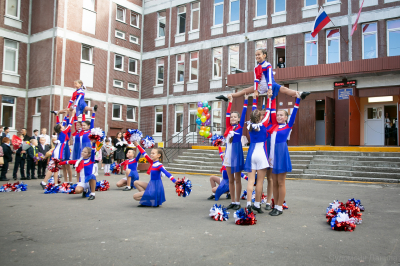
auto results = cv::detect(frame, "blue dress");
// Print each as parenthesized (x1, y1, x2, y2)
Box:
(72, 130, 82, 160)
(120, 150, 142, 188)
(52, 117, 71, 161)
(74, 88, 88, 117)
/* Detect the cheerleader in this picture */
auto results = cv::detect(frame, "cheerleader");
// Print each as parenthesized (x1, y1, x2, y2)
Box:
(269, 94, 301, 216)
(223, 94, 247, 210)
(116, 148, 142, 191)
(71, 120, 83, 160)
(51, 80, 97, 118)
(132, 141, 176, 207)
(59, 142, 97, 200)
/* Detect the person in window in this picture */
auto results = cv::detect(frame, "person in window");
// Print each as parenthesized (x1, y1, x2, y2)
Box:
(385, 113, 391, 145)
(277, 57, 285, 68)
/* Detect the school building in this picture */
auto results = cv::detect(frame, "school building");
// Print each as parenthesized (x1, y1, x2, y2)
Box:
(0, 0, 400, 146)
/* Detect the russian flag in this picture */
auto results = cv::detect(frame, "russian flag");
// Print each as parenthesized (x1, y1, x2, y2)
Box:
(311, 8, 331, 38)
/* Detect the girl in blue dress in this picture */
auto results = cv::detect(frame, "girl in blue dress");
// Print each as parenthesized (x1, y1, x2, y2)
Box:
(72, 120, 82, 160)
(132, 141, 176, 207)
(269, 93, 301, 216)
(79, 113, 96, 154)
(223, 94, 248, 210)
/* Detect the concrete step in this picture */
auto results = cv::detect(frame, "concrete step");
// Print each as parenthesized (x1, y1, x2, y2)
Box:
(315, 151, 400, 158)
(308, 164, 400, 173)
(172, 159, 222, 167)
(303, 169, 400, 179)
(310, 159, 400, 168)
(312, 155, 400, 162)
(299, 173, 399, 183)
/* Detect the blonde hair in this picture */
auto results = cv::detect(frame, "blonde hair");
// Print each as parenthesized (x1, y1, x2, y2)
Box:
(74, 80, 85, 89)
(277, 110, 289, 123)
(152, 148, 163, 162)
(82, 146, 91, 156)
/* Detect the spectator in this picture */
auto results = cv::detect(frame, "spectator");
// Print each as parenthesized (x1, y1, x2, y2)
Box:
(39, 128, 50, 145)
(21, 128, 30, 141)
(4, 127, 11, 139)
(31, 129, 40, 142)
(13, 133, 26, 180)
(0, 125, 5, 144)
(26, 139, 38, 180)
(277, 57, 285, 68)
(113, 132, 126, 175)
(1, 137, 12, 181)
(37, 137, 50, 179)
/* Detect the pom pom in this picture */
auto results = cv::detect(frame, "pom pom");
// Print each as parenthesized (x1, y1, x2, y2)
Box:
(211, 134, 225, 147)
(141, 135, 155, 149)
(89, 127, 104, 142)
(95, 180, 110, 191)
(48, 159, 61, 173)
(110, 162, 120, 174)
(347, 198, 365, 211)
(325, 199, 363, 232)
(241, 190, 248, 200)
(175, 177, 192, 197)
(44, 183, 60, 194)
(0, 182, 27, 192)
(209, 204, 230, 221)
(68, 184, 77, 194)
(125, 129, 143, 144)
(234, 208, 257, 225)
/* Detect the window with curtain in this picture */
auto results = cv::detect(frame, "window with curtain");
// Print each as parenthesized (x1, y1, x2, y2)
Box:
(305, 33, 318, 66)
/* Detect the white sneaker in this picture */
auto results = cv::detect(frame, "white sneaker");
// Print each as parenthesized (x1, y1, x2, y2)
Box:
(101, 167, 104, 170)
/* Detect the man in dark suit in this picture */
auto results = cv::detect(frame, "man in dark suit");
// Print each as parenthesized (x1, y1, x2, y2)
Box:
(31, 129, 40, 142)
(37, 137, 50, 179)
(13, 133, 27, 180)
(26, 139, 38, 180)
(21, 128, 30, 142)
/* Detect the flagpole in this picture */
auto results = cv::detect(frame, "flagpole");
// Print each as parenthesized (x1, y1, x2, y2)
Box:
(329, 20, 349, 45)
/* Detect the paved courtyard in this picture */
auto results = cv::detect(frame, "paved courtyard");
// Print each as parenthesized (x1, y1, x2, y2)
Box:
(0, 171, 399, 266)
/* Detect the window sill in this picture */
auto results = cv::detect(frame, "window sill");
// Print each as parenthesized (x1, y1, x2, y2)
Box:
(83, 7, 96, 13)
(155, 37, 165, 47)
(128, 89, 139, 92)
(130, 24, 140, 29)
(115, 36, 126, 40)
(271, 11, 287, 24)
(188, 29, 200, 33)
(227, 21, 240, 32)
(227, 21, 240, 26)
(188, 30, 199, 40)
(126, 120, 137, 123)
(187, 80, 198, 84)
(271, 11, 287, 17)
(114, 68, 125, 73)
(2, 72, 20, 77)
(114, 86, 124, 89)
(112, 118, 124, 121)
(175, 34, 185, 43)
(302, 5, 319, 18)
(4, 15, 23, 22)
(211, 24, 224, 36)
(253, 15, 268, 21)
(153, 133, 162, 136)
(302, 5, 318, 11)
(116, 19, 127, 24)
(81, 61, 95, 66)
(211, 24, 223, 29)
(128, 71, 139, 75)
(253, 16, 268, 28)
(4, 15, 22, 29)
(323, 1, 341, 7)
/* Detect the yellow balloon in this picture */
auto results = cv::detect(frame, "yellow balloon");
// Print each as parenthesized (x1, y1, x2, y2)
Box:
(200, 116, 207, 123)
(199, 129, 205, 136)
(205, 126, 210, 132)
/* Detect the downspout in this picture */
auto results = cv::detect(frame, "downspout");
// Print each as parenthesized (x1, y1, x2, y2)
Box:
(104, 0, 112, 136)
(24, 0, 32, 128)
(165, 3, 172, 143)
(49, 0, 57, 132)
(244, 0, 248, 72)
(347, 0, 352, 61)
(138, 7, 144, 130)
(60, 0, 68, 111)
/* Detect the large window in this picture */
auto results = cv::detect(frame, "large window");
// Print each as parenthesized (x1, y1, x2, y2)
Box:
(36, 97, 41, 114)
(176, 54, 185, 83)
(212, 101, 222, 134)
(175, 104, 183, 133)
(274, 0, 285, 13)
(214, 0, 224, 26)
(155, 106, 163, 134)
(114, 54, 123, 71)
(3, 39, 19, 74)
(156, 58, 164, 85)
(274, 37, 286, 67)
(131, 11, 139, 28)
(255, 40, 267, 65)
(362, 22, 377, 59)
(158, 11, 166, 38)
(127, 105, 137, 122)
(6, 0, 20, 19)
(213, 47, 222, 79)
(81, 44, 93, 63)
(326, 29, 340, 64)
(83, 0, 95, 10)
(1, 96, 15, 128)
(387, 19, 400, 57)
(305, 0, 317, 6)
(116, 5, 125, 23)
(191, 2, 200, 31)
(229, 44, 239, 74)
(305, 33, 318, 66)
(177, 6, 186, 34)
(189, 103, 197, 132)
(230, 0, 240, 22)
(128, 58, 137, 74)
(112, 104, 122, 120)
(256, 0, 267, 17)
(190, 51, 198, 81)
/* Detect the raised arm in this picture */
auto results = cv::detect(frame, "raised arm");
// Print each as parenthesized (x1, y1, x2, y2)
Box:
(90, 141, 96, 162)
(160, 166, 176, 183)
(136, 144, 153, 165)
(135, 148, 142, 162)
(90, 113, 95, 130)
(218, 146, 224, 162)
(288, 98, 300, 128)
(225, 101, 232, 128)
(252, 97, 258, 112)
(239, 99, 248, 128)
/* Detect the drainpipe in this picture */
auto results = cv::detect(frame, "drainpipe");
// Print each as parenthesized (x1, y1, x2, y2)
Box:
(165, 3, 172, 143)
(244, 0, 248, 72)
(104, 0, 112, 136)
(24, 0, 32, 128)
(348, 0, 352, 61)
(138, 7, 144, 130)
(49, 0, 57, 133)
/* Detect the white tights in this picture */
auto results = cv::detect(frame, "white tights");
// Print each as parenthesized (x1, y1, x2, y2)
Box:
(104, 164, 110, 173)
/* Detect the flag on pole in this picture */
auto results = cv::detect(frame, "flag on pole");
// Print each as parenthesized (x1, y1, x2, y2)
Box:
(311, 8, 331, 38)
(351, 0, 365, 36)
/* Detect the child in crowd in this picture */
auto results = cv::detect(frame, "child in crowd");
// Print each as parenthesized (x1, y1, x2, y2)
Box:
(13, 133, 26, 180)
(26, 139, 38, 180)
(101, 139, 113, 176)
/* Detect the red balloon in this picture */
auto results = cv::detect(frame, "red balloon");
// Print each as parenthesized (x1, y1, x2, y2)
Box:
(203, 107, 209, 114)
(205, 113, 211, 120)
(207, 134, 212, 139)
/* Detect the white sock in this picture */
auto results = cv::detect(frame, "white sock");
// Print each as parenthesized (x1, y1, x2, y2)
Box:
(276, 205, 283, 211)
(41, 181, 46, 185)
(231, 202, 235, 205)
(246, 201, 251, 207)
(212, 193, 215, 195)
(254, 201, 260, 208)
(297, 91, 303, 98)
(90, 192, 95, 196)
(266, 202, 271, 206)
(236, 202, 240, 205)
(126, 186, 131, 189)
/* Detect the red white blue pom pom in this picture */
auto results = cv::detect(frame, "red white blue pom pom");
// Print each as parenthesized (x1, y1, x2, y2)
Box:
(211, 134, 225, 147)
(48, 159, 61, 173)
(141, 135, 155, 149)
(325, 199, 363, 232)
(175, 177, 192, 197)
(95, 180, 110, 191)
(110, 162, 120, 174)
(44, 183, 60, 194)
(209, 204, 229, 221)
(0, 182, 27, 192)
(234, 208, 257, 225)
(125, 129, 143, 144)
(89, 127, 104, 142)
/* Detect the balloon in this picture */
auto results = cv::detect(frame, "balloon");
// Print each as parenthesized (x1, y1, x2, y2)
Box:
(202, 101, 208, 107)
(203, 107, 209, 114)
(200, 116, 207, 123)
(207, 105, 211, 110)
(197, 112, 201, 118)
(206, 126, 210, 131)
(199, 130, 205, 136)
(198, 101, 203, 107)
(197, 125, 201, 129)
(207, 134, 212, 139)
(196, 118, 201, 125)
(197, 107, 203, 114)
(205, 119, 211, 126)
(205, 113, 211, 120)
(204, 131, 210, 138)
(200, 126, 206, 131)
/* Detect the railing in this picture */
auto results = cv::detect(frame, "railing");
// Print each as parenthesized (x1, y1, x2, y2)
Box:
(163, 124, 225, 163)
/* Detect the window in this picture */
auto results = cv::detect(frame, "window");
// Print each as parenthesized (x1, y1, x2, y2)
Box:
(255, 40, 267, 65)
(83, 0, 95, 11)
(128, 83, 138, 91)
(115, 30, 125, 39)
(1, 96, 16, 128)
(114, 54, 123, 71)
(113, 79, 124, 88)
(214, 0, 224, 26)
(189, 103, 197, 132)
(130, 11, 139, 28)
(128, 58, 137, 74)
(116, 6, 125, 22)
(274, 0, 285, 13)
(213, 47, 222, 79)
(229, 45, 239, 74)
(84, 100, 91, 118)
(326, 29, 340, 64)
(191, 2, 200, 31)
(256, 0, 267, 17)
(212, 101, 222, 134)
(81, 45, 93, 63)
(176, 54, 185, 83)
(362, 22, 377, 59)
(155, 106, 163, 134)
(177, 6, 186, 34)
(326, 0, 337, 2)
(6, 0, 20, 19)
(156, 58, 164, 85)
(130, 35, 139, 44)
(305, 33, 318, 66)
(3, 39, 19, 74)
(274, 37, 286, 67)
(158, 11, 166, 38)
(112, 104, 122, 120)
(127, 105, 137, 121)
(230, 0, 240, 22)
(387, 19, 400, 57)
(175, 104, 184, 133)
(305, 0, 317, 6)
(36, 97, 41, 114)
(190, 51, 198, 81)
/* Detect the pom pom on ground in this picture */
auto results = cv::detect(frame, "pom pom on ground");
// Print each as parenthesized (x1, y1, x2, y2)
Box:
(209, 204, 229, 221)
(110, 162, 120, 174)
(141, 135, 155, 149)
(95, 180, 110, 191)
(68, 184, 77, 194)
(89, 127, 104, 142)
(59, 183, 73, 193)
(44, 183, 60, 194)
(241, 190, 248, 200)
(0, 182, 28, 192)
(175, 177, 192, 197)
(234, 208, 257, 225)
(325, 199, 364, 232)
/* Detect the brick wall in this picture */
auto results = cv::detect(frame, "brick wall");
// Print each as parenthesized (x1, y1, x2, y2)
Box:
(0, 0, 30, 34)
(29, 39, 53, 88)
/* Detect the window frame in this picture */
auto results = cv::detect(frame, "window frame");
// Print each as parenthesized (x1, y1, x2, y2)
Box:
(362, 22, 378, 59)
(3, 39, 19, 74)
(116, 5, 126, 23)
(188, 103, 198, 133)
(128, 58, 138, 74)
(81, 44, 93, 64)
(126, 105, 137, 122)
(387, 19, 400, 57)
(190, 51, 199, 82)
(255, 39, 267, 65)
(177, 5, 187, 35)
(176, 54, 185, 83)
(212, 101, 222, 135)
(5, 0, 21, 20)
(113, 79, 124, 88)
(304, 0, 317, 7)
(157, 11, 167, 38)
(175, 104, 184, 134)
(255, 0, 267, 18)
(155, 106, 163, 134)
(213, 0, 224, 26)
(326, 28, 340, 64)
(1, 96, 16, 129)
(274, 0, 286, 14)
(190, 2, 200, 31)
(229, 0, 240, 23)
(304, 32, 318, 66)
(35, 97, 41, 114)
(228, 44, 240, 74)
(130, 11, 139, 28)
(112, 104, 122, 120)
(129, 35, 139, 44)
(83, 0, 95, 11)
(115, 29, 125, 40)
(128, 83, 138, 91)
(212, 47, 223, 80)
(114, 54, 124, 71)
(156, 58, 165, 85)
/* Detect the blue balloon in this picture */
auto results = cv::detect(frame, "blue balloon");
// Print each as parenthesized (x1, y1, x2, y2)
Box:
(196, 118, 201, 125)
(202, 101, 208, 107)
(197, 125, 201, 129)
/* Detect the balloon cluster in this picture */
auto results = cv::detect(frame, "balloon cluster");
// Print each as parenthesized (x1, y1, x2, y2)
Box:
(175, 177, 192, 197)
(125, 129, 143, 144)
(234, 208, 257, 225)
(0, 182, 27, 192)
(110, 162, 121, 174)
(196, 101, 212, 138)
(325, 199, 364, 232)
(211, 134, 225, 146)
(89, 127, 104, 142)
(141, 135, 155, 149)
(209, 204, 230, 221)
(95, 180, 110, 191)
